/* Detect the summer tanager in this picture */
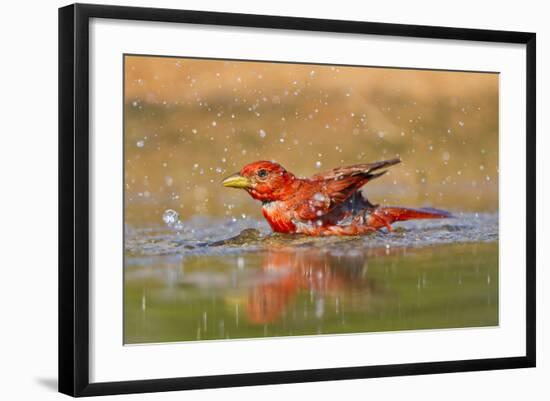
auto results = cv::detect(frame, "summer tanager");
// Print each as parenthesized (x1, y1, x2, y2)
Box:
(222, 159, 450, 236)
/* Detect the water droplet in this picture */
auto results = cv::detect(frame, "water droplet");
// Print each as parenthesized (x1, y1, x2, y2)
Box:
(136, 140, 145, 148)
(315, 161, 322, 168)
(313, 193, 326, 202)
(259, 129, 267, 138)
(162, 209, 179, 226)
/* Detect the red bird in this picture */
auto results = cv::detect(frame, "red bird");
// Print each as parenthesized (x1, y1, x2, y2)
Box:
(222, 159, 450, 236)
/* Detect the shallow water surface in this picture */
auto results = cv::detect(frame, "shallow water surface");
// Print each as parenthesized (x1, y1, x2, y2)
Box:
(124, 213, 498, 344)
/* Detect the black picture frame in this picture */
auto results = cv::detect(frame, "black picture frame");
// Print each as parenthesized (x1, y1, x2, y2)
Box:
(59, 3, 536, 397)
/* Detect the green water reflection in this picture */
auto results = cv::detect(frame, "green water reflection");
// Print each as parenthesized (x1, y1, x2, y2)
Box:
(124, 242, 498, 344)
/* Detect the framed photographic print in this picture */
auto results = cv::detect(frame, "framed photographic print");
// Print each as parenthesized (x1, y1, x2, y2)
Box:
(58, 3, 536, 397)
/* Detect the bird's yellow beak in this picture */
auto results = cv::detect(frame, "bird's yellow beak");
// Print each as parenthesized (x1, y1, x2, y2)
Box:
(222, 173, 252, 189)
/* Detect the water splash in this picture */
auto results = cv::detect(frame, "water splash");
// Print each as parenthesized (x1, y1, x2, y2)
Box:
(162, 209, 179, 226)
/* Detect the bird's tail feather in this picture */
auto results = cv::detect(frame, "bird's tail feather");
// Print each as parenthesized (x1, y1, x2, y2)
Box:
(367, 206, 451, 231)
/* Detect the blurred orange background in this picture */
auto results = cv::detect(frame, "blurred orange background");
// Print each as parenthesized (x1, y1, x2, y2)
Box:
(124, 55, 498, 226)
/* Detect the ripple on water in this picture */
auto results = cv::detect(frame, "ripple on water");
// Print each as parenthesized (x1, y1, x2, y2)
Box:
(124, 212, 498, 258)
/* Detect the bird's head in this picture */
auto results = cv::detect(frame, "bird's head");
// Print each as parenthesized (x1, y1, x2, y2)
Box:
(222, 160, 296, 202)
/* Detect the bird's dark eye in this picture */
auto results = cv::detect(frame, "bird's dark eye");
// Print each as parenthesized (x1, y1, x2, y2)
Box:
(257, 169, 268, 179)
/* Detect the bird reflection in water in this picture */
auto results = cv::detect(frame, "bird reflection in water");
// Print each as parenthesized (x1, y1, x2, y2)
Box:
(246, 248, 382, 325)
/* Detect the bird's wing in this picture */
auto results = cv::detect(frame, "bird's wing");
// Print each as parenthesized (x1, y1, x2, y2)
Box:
(294, 159, 400, 221)
(311, 159, 401, 181)
(291, 184, 333, 221)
